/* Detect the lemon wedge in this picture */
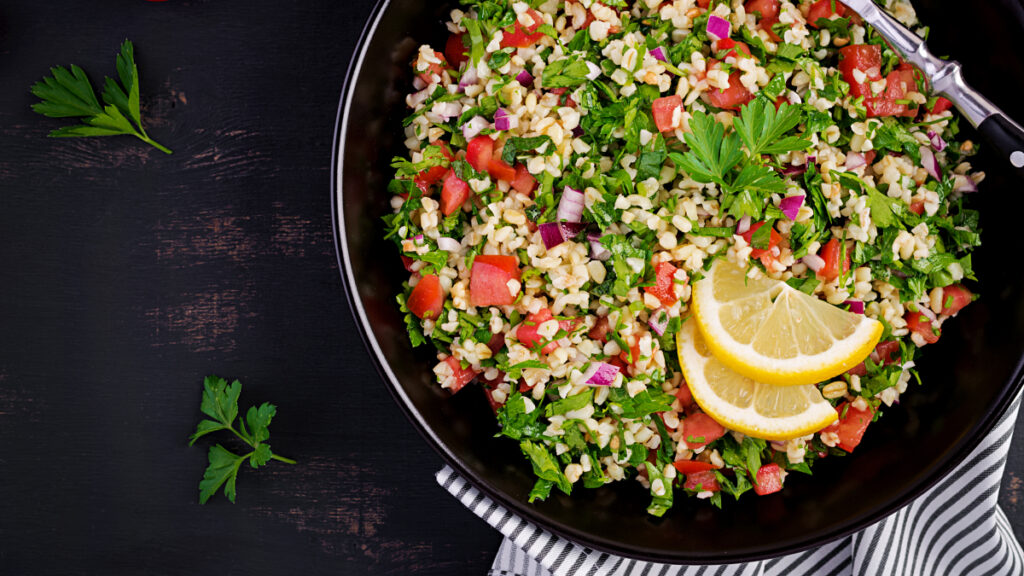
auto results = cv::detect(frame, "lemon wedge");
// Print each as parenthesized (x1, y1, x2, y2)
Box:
(676, 319, 838, 441)
(691, 259, 882, 387)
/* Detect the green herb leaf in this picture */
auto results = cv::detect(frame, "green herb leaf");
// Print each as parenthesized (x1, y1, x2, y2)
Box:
(198, 445, 246, 504)
(732, 99, 810, 157)
(501, 135, 554, 165)
(520, 440, 572, 495)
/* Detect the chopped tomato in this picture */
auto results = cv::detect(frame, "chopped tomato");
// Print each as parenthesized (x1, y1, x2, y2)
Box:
(675, 380, 695, 410)
(487, 154, 518, 183)
(739, 221, 782, 259)
(905, 309, 940, 344)
(652, 95, 683, 133)
(707, 70, 754, 110)
(715, 38, 752, 60)
(940, 284, 973, 316)
(549, 87, 577, 109)
(863, 150, 877, 164)
(500, 8, 546, 48)
(822, 402, 875, 452)
(518, 378, 533, 393)
(682, 412, 726, 449)
(696, 0, 711, 7)
(400, 254, 415, 272)
(846, 337, 899, 378)
(413, 143, 454, 195)
(753, 463, 784, 495)
(644, 261, 680, 306)
(866, 67, 918, 118)
(445, 34, 469, 69)
(673, 460, 718, 475)
(684, 470, 721, 492)
(440, 169, 470, 215)
(469, 254, 521, 307)
(416, 50, 447, 85)
(485, 387, 504, 412)
(909, 200, 926, 215)
(517, 308, 559, 354)
(745, 0, 782, 42)
(511, 163, 537, 195)
(407, 274, 445, 320)
(588, 315, 611, 342)
(806, 0, 847, 28)
(839, 44, 882, 99)
(929, 96, 954, 115)
(442, 356, 477, 394)
(619, 340, 642, 366)
(466, 135, 494, 174)
(817, 238, 850, 282)
(487, 332, 506, 355)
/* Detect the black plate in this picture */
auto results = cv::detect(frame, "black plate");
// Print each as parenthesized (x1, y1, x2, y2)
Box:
(332, 0, 1024, 563)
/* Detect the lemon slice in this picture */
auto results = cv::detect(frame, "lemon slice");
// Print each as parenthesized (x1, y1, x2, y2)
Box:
(676, 320, 838, 441)
(691, 259, 882, 387)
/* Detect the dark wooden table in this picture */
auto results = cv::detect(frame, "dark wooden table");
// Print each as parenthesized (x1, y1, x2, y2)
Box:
(0, 1, 1021, 574)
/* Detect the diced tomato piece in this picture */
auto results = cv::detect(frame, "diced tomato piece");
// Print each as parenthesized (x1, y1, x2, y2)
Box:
(866, 68, 918, 118)
(549, 87, 577, 109)
(822, 402, 875, 452)
(673, 460, 717, 475)
(644, 261, 680, 306)
(518, 378, 533, 393)
(469, 254, 521, 307)
(440, 169, 470, 216)
(909, 200, 926, 215)
(413, 143, 454, 195)
(753, 463, 784, 495)
(588, 315, 611, 342)
(905, 309, 940, 344)
(485, 387, 504, 412)
(400, 254, 415, 272)
(517, 308, 559, 354)
(817, 238, 850, 282)
(407, 274, 445, 320)
(848, 339, 902, 377)
(707, 70, 754, 110)
(929, 96, 954, 115)
(739, 221, 782, 259)
(445, 34, 469, 69)
(652, 95, 683, 133)
(939, 284, 973, 316)
(442, 356, 478, 394)
(619, 340, 642, 366)
(675, 380, 695, 410)
(487, 155, 518, 183)
(863, 150, 877, 165)
(684, 470, 721, 492)
(839, 44, 882, 99)
(715, 38, 752, 60)
(487, 332, 506, 355)
(682, 412, 726, 449)
(500, 8, 546, 48)
(745, 0, 782, 41)
(466, 136, 494, 173)
(416, 50, 447, 85)
(696, 0, 711, 7)
(511, 163, 537, 195)
(807, 0, 847, 28)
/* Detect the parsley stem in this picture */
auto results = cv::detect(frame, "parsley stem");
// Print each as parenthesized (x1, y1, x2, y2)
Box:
(226, 424, 295, 464)
(135, 133, 173, 155)
(271, 454, 297, 465)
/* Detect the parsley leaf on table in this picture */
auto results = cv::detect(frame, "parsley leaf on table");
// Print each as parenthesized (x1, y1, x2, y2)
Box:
(189, 376, 295, 504)
(30, 40, 172, 154)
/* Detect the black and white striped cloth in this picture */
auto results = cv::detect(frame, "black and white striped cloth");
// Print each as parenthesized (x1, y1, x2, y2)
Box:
(436, 394, 1024, 576)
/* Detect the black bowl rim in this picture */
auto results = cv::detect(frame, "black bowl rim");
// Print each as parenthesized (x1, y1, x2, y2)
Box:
(330, 0, 1024, 563)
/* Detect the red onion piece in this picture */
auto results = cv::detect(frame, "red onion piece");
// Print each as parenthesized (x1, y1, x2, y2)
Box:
(412, 76, 426, 91)
(919, 145, 942, 180)
(845, 152, 866, 170)
(780, 164, 807, 176)
(648, 309, 669, 336)
(585, 61, 601, 81)
(706, 15, 731, 41)
(408, 88, 431, 108)
(557, 186, 585, 222)
(539, 222, 587, 250)
(736, 215, 751, 235)
(494, 108, 511, 131)
(843, 300, 865, 314)
(516, 69, 533, 86)
(588, 233, 611, 261)
(462, 115, 489, 141)
(927, 130, 947, 152)
(917, 304, 937, 323)
(582, 362, 620, 386)
(572, 126, 584, 138)
(770, 441, 787, 451)
(458, 66, 479, 92)
(435, 101, 462, 120)
(779, 195, 804, 221)
(953, 174, 978, 193)
(650, 46, 667, 62)
(802, 254, 825, 272)
(436, 237, 460, 252)
(807, 155, 817, 163)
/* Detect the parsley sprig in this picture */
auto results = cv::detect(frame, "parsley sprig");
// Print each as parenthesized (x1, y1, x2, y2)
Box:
(30, 40, 172, 154)
(669, 98, 810, 220)
(189, 376, 295, 504)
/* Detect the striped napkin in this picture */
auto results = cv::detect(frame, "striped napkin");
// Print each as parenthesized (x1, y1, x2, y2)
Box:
(436, 393, 1023, 576)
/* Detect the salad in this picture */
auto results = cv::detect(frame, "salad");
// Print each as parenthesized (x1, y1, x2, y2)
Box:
(384, 0, 982, 513)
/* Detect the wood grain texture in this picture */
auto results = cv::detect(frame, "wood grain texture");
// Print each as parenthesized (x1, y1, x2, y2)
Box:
(0, 1, 1019, 574)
